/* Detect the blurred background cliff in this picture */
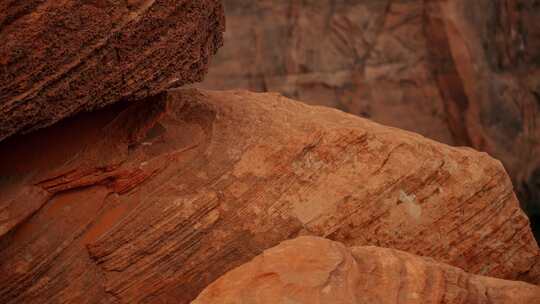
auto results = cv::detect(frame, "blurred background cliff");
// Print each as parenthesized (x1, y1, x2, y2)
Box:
(198, 0, 540, 237)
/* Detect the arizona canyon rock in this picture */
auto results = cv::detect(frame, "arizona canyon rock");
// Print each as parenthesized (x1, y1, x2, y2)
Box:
(1, 89, 538, 303)
(0, 0, 224, 141)
(193, 236, 540, 304)
(200, 0, 540, 227)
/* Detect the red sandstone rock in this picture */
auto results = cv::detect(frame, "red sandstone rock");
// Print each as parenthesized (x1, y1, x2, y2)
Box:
(0, 0, 224, 141)
(0, 89, 538, 303)
(193, 236, 540, 304)
(199, 0, 540, 219)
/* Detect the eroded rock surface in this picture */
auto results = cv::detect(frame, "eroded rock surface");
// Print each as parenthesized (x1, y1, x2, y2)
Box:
(0, 0, 224, 141)
(0, 89, 538, 303)
(200, 0, 540, 225)
(193, 236, 540, 304)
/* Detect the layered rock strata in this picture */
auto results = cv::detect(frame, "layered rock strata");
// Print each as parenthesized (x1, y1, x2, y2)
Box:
(0, 0, 225, 141)
(0, 89, 538, 303)
(200, 0, 540, 225)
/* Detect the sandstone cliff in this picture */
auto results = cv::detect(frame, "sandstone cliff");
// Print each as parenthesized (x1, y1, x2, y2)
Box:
(1, 89, 538, 303)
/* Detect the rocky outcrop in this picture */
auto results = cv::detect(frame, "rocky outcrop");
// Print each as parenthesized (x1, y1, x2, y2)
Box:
(199, 0, 540, 228)
(193, 236, 540, 304)
(1, 89, 538, 303)
(0, 0, 225, 141)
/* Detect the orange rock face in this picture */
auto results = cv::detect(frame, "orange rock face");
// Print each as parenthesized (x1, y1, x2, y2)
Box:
(193, 236, 540, 304)
(0, 0, 225, 141)
(199, 0, 540, 228)
(0, 89, 538, 303)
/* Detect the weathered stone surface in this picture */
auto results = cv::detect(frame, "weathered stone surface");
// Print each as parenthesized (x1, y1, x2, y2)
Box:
(193, 236, 540, 304)
(199, 0, 540, 228)
(0, 0, 224, 141)
(0, 89, 538, 303)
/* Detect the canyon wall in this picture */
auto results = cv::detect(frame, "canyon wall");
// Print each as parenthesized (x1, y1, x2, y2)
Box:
(1, 1, 540, 303)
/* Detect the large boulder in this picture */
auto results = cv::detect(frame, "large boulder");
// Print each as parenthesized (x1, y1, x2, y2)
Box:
(193, 236, 540, 304)
(199, 0, 540, 227)
(0, 0, 225, 141)
(0, 89, 538, 303)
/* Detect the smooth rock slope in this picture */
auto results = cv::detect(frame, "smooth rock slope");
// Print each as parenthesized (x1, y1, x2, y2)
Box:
(0, 0, 225, 141)
(193, 236, 540, 304)
(0, 89, 538, 303)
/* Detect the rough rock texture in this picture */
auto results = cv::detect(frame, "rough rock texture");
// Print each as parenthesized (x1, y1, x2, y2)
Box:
(199, 0, 540, 227)
(0, 0, 225, 141)
(193, 236, 540, 304)
(0, 89, 539, 303)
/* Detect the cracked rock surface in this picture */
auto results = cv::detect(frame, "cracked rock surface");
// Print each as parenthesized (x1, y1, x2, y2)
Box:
(0, 0, 225, 141)
(193, 236, 540, 304)
(0, 89, 538, 303)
